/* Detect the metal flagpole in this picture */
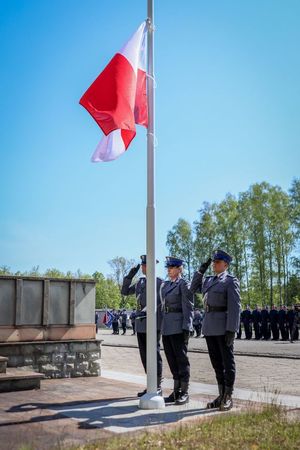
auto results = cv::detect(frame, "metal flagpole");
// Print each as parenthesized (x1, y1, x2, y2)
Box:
(139, 0, 165, 409)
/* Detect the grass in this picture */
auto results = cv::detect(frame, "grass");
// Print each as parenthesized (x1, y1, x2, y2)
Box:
(73, 405, 300, 450)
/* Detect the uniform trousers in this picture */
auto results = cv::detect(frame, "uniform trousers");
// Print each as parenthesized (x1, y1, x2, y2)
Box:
(162, 333, 190, 383)
(205, 335, 236, 387)
(137, 331, 163, 378)
(253, 322, 261, 340)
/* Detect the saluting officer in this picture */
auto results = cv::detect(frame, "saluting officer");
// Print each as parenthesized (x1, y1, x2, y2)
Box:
(160, 257, 194, 405)
(121, 255, 163, 396)
(190, 250, 241, 411)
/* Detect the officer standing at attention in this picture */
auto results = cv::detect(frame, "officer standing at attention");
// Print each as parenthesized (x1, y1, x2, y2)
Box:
(252, 305, 262, 340)
(121, 255, 163, 397)
(190, 250, 241, 411)
(242, 305, 252, 340)
(270, 305, 279, 340)
(160, 257, 194, 405)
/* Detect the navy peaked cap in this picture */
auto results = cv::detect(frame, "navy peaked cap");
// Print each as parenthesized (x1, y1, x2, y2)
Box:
(212, 249, 232, 264)
(140, 255, 159, 264)
(165, 256, 184, 267)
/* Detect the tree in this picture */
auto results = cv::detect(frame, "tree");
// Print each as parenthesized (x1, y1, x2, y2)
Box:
(108, 256, 135, 290)
(0, 265, 11, 275)
(166, 218, 194, 279)
(93, 271, 122, 309)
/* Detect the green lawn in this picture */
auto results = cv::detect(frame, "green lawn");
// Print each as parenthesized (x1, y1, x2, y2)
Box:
(79, 405, 300, 450)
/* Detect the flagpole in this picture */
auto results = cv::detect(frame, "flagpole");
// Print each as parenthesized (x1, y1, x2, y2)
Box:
(139, 0, 165, 409)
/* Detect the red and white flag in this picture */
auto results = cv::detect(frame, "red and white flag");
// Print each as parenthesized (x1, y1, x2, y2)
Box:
(80, 22, 148, 162)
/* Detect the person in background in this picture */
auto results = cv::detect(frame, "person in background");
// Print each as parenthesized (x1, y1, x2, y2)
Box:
(130, 308, 137, 335)
(95, 311, 99, 334)
(261, 305, 270, 340)
(270, 305, 279, 341)
(111, 309, 120, 335)
(278, 305, 288, 341)
(121, 309, 127, 335)
(193, 308, 202, 337)
(242, 305, 252, 340)
(252, 305, 262, 340)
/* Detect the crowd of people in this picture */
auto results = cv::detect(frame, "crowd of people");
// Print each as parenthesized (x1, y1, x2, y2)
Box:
(104, 304, 300, 343)
(237, 304, 299, 342)
(192, 305, 300, 342)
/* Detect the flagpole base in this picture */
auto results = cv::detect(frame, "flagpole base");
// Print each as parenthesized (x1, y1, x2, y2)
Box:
(139, 392, 165, 409)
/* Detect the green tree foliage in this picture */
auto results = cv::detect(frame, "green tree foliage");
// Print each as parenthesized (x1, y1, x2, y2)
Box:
(166, 218, 194, 279)
(0, 265, 12, 275)
(167, 180, 300, 307)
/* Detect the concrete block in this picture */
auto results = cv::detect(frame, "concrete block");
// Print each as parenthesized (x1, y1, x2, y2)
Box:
(77, 352, 88, 361)
(88, 352, 100, 361)
(23, 357, 34, 366)
(69, 342, 87, 353)
(66, 354, 76, 363)
(52, 353, 65, 364)
(8, 355, 24, 367)
(86, 341, 101, 352)
(37, 355, 51, 364)
(75, 362, 89, 372)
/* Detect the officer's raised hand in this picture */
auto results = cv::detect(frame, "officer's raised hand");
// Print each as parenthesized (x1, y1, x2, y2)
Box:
(198, 258, 212, 274)
(126, 264, 141, 280)
(225, 331, 235, 347)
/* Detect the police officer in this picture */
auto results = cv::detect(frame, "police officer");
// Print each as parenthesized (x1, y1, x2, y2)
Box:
(252, 305, 262, 340)
(242, 305, 252, 340)
(111, 309, 120, 335)
(193, 308, 202, 337)
(270, 305, 279, 340)
(121, 309, 127, 335)
(261, 305, 270, 340)
(190, 250, 241, 411)
(278, 305, 288, 341)
(121, 255, 163, 396)
(160, 257, 194, 405)
(130, 308, 137, 335)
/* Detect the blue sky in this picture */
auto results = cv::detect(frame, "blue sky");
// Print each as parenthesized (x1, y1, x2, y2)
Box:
(0, 0, 299, 278)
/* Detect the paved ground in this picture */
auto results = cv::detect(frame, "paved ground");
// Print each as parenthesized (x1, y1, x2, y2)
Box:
(0, 331, 299, 450)
(99, 328, 300, 358)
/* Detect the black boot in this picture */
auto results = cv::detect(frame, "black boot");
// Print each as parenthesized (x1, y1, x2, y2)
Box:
(164, 379, 180, 403)
(175, 381, 189, 405)
(137, 388, 147, 397)
(207, 384, 224, 409)
(220, 386, 233, 411)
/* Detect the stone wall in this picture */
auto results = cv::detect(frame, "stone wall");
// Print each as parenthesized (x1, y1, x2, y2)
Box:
(0, 340, 102, 379)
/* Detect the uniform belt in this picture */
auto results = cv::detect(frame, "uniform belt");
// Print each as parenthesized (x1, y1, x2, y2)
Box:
(164, 307, 183, 313)
(205, 305, 227, 313)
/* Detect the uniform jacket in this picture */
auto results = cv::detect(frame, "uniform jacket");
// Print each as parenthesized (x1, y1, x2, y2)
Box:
(252, 309, 262, 324)
(190, 271, 241, 336)
(261, 309, 270, 323)
(121, 276, 163, 333)
(242, 309, 252, 324)
(278, 309, 287, 325)
(270, 309, 279, 324)
(160, 277, 194, 336)
(193, 311, 202, 326)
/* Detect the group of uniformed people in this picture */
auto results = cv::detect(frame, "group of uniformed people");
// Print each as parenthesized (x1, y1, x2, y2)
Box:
(238, 304, 299, 342)
(121, 249, 241, 411)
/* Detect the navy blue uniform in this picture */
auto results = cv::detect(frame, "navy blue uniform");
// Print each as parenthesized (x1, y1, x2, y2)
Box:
(270, 308, 279, 340)
(242, 309, 252, 340)
(160, 277, 194, 384)
(252, 308, 262, 340)
(190, 270, 241, 389)
(261, 308, 270, 340)
(121, 275, 163, 382)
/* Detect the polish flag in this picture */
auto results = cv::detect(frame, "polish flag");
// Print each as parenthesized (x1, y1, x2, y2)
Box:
(80, 22, 148, 162)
